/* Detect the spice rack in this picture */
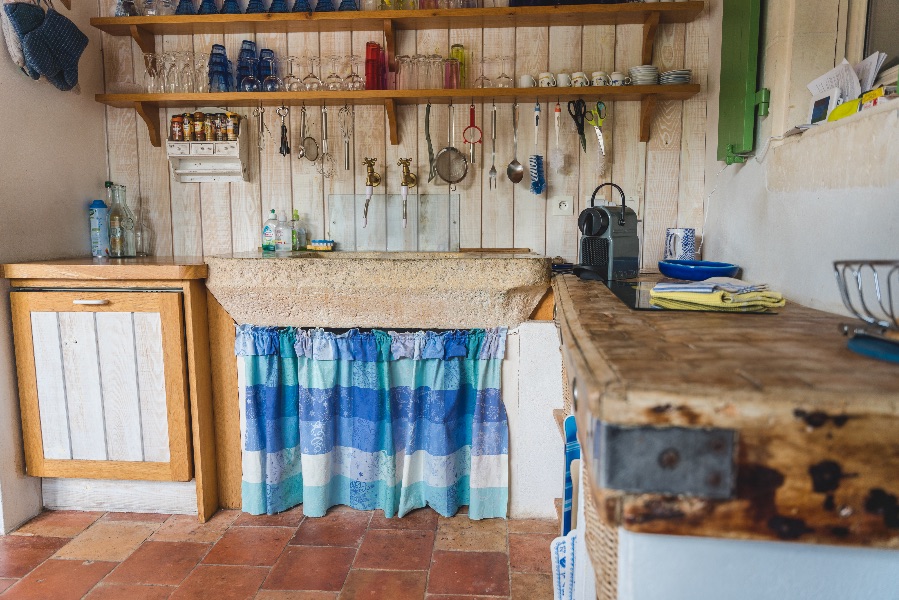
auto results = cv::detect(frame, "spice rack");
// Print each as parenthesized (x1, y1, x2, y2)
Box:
(91, 2, 704, 146)
(166, 119, 249, 182)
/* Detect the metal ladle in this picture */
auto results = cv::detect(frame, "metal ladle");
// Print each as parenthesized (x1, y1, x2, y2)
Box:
(507, 102, 524, 184)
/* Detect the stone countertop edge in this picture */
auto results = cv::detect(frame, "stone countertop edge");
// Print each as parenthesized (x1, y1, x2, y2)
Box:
(204, 253, 553, 330)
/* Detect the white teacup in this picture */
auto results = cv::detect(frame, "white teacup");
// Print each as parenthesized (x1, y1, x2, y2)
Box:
(556, 72, 572, 87)
(519, 74, 536, 88)
(610, 71, 631, 86)
(572, 71, 589, 87)
(538, 72, 556, 87)
(591, 71, 610, 86)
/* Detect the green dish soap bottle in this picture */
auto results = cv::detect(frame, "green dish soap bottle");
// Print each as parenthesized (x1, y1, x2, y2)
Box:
(262, 209, 277, 252)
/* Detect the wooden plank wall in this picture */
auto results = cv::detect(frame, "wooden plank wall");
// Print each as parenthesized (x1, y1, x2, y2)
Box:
(99, 1, 709, 266)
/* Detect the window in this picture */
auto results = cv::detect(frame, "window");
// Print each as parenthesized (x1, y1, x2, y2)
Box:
(864, 0, 898, 69)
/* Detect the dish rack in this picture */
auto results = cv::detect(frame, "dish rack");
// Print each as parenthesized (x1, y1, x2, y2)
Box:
(833, 260, 899, 363)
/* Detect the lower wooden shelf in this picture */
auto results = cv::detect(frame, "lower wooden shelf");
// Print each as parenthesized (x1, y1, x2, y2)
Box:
(96, 84, 700, 146)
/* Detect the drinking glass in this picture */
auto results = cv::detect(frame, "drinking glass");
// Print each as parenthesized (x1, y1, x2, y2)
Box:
(325, 55, 344, 91)
(179, 52, 195, 92)
(443, 57, 460, 89)
(427, 54, 443, 88)
(495, 55, 513, 88)
(284, 57, 303, 91)
(162, 53, 181, 93)
(241, 58, 261, 91)
(473, 53, 491, 88)
(262, 57, 283, 91)
(395, 55, 411, 90)
(344, 56, 365, 90)
(303, 56, 323, 90)
(143, 52, 162, 92)
(193, 55, 209, 93)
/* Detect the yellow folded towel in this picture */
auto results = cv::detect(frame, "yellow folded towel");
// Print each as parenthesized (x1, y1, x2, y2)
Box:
(649, 289, 786, 312)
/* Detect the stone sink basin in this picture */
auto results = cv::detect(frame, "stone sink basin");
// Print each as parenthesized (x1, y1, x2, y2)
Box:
(205, 251, 552, 329)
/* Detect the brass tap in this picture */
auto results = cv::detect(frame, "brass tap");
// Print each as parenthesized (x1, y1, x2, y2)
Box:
(397, 158, 417, 188)
(363, 157, 381, 187)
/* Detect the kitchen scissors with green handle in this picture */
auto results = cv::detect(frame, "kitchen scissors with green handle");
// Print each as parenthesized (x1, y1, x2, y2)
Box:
(586, 100, 606, 156)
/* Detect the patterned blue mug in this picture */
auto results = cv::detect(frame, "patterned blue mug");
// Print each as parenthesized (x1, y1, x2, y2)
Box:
(665, 227, 696, 261)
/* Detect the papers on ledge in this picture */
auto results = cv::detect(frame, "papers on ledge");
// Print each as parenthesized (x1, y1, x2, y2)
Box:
(808, 53, 889, 101)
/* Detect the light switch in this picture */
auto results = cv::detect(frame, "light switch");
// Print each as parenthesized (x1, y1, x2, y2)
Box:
(551, 195, 574, 216)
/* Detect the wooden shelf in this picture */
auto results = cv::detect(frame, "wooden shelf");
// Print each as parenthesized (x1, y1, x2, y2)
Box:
(97, 84, 700, 146)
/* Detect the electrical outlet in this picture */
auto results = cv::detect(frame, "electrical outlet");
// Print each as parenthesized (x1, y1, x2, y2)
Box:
(551, 195, 574, 216)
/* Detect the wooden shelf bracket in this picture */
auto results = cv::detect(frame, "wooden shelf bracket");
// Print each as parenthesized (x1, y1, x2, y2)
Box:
(385, 98, 398, 145)
(129, 24, 156, 54)
(639, 95, 657, 142)
(383, 18, 396, 72)
(641, 11, 661, 66)
(134, 101, 162, 147)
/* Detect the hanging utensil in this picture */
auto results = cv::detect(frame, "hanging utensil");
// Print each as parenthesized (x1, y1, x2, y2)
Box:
(462, 103, 482, 166)
(277, 106, 290, 157)
(434, 102, 468, 189)
(253, 106, 270, 152)
(426, 102, 437, 183)
(506, 102, 524, 184)
(317, 105, 335, 178)
(297, 104, 307, 160)
(586, 100, 608, 176)
(299, 105, 319, 162)
(551, 101, 565, 174)
(488, 102, 497, 190)
(338, 104, 352, 171)
(568, 99, 587, 153)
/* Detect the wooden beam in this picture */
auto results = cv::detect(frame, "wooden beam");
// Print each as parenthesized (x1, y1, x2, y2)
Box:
(129, 25, 156, 54)
(134, 101, 162, 147)
(385, 98, 398, 145)
(641, 11, 660, 66)
(639, 95, 657, 142)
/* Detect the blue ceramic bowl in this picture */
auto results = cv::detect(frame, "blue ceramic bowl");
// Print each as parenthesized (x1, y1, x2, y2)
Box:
(658, 260, 740, 281)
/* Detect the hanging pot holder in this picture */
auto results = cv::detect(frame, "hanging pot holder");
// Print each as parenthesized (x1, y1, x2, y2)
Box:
(2, 1, 44, 79)
(22, 6, 88, 91)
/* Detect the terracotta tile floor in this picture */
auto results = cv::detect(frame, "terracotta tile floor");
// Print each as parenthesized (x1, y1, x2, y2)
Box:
(0, 507, 557, 600)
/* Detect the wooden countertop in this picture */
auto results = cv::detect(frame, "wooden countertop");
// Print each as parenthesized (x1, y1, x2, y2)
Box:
(1, 257, 208, 281)
(553, 274, 899, 548)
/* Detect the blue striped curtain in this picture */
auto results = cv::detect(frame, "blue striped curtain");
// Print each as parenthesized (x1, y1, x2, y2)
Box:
(236, 326, 509, 520)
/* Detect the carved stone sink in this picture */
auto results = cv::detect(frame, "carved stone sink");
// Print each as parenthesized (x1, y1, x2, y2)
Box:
(205, 251, 552, 329)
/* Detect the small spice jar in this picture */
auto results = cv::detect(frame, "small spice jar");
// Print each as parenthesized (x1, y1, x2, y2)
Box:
(194, 111, 206, 141)
(227, 113, 240, 141)
(169, 115, 184, 141)
(182, 112, 194, 141)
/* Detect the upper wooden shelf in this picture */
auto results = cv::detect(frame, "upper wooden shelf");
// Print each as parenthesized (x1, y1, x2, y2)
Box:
(90, 2, 703, 37)
(97, 84, 699, 146)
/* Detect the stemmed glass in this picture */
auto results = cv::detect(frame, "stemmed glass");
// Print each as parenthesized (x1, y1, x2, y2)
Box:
(344, 55, 365, 91)
(495, 55, 513, 88)
(179, 52, 195, 92)
(473, 53, 491, 88)
(262, 57, 283, 92)
(193, 54, 209, 93)
(241, 58, 261, 91)
(284, 57, 303, 91)
(325, 55, 344, 91)
(303, 56, 322, 91)
(162, 52, 181, 93)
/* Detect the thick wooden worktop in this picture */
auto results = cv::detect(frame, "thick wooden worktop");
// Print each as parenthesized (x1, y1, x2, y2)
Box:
(1, 257, 207, 281)
(553, 274, 899, 548)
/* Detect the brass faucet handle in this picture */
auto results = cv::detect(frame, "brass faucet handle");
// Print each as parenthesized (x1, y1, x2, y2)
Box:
(363, 157, 381, 187)
(397, 158, 417, 189)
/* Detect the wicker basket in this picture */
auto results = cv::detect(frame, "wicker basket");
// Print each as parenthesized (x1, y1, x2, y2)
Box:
(583, 467, 618, 600)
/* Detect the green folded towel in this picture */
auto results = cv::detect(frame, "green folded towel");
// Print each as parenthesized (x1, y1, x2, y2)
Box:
(649, 289, 785, 312)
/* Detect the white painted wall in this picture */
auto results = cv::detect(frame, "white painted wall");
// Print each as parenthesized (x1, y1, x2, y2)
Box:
(0, 1, 108, 532)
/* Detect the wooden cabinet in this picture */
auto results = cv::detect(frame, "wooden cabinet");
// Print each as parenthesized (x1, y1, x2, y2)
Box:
(2, 258, 218, 522)
(11, 290, 193, 482)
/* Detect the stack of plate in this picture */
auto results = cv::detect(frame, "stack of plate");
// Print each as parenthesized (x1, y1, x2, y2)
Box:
(629, 65, 658, 85)
(660, 69, 692, 85)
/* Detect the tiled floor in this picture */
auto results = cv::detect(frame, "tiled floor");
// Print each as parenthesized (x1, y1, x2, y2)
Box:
(0, 507, 557, 600)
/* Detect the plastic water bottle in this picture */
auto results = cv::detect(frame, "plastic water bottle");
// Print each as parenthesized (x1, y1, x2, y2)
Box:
(291, 209, 306, 250)
(275, 212, 292, 252)
(89, 200, 110, 257)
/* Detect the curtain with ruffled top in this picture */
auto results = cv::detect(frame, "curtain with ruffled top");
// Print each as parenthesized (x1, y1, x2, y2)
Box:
(236, 326, 509, 520)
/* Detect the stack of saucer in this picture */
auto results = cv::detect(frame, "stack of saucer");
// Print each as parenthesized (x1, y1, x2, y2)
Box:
(629, 65, 659, 85)
(660, 69, 692, 85)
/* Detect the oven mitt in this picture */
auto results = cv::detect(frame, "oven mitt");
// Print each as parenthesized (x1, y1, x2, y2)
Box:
(22, 8, 88, 91)
(2, 2, 44, 80)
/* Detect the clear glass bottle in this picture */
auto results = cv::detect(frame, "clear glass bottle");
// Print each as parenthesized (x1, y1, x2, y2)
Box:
(107, 183, 136, 257)
(134, 201, 154, 256)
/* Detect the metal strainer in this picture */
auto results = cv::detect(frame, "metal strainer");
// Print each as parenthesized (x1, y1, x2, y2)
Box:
(435, 103, 468, 188)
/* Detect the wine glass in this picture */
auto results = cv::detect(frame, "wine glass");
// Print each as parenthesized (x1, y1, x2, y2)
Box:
(344, 55, 365, 91)
(193, 54, 209, 93)
(143, 52, 162, 93)
(473, 53, 491, 88)
(325, 55, 344, 91)
(241, 58, 261, 91)
(284, 57, 303, 91)
(179, 52, 195, 92)
(162, 52, 181, 93)
(262, 57, 283, 92)
(303, 56, 322, 91)
(495, 55, 513, 88)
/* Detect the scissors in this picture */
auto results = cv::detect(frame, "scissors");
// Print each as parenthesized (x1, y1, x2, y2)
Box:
(586, 101, 606, 156)
(567, 99, 587, 153)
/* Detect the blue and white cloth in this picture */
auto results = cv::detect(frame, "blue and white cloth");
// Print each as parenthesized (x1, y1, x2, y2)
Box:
(237, 326, 509, 520)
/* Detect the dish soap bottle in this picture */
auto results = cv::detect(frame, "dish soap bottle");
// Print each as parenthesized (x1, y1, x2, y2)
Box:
(291, 209, 306, 250)
(262, 209, 278, 252)
(107, 182, 136, 257)
(275, 212, 292, 252)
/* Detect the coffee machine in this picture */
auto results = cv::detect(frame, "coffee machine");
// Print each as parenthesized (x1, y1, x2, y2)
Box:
(575, 182, 639, 281)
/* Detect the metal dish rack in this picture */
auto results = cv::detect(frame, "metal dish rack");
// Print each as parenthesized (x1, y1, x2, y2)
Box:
(833, 260, 899, 361)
